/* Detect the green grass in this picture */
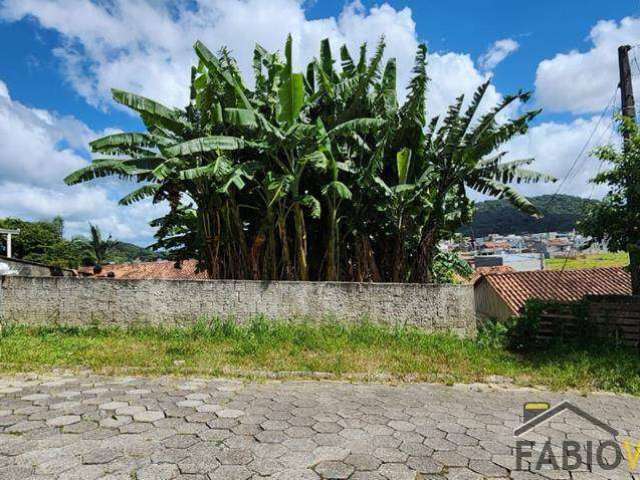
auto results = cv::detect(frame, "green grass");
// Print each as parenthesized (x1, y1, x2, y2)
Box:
(545, 251, 629, 270)
(1, 318, 639, 395)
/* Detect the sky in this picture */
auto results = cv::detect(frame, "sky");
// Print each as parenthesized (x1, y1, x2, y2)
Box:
(1, 0, 639, 246)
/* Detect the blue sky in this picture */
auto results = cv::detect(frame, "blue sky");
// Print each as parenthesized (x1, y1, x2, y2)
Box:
(0, 0, 638, 245)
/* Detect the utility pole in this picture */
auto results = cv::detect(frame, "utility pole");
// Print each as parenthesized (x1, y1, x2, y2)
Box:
(618, 45, 640, 295)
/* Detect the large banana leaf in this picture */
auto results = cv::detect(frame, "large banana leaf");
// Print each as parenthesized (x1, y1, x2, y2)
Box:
(225, 108, 258, 128)
(112, 89, 187, 133)
(340, 45, 355, 77)
(396, 148, 412, 184)
(328, 118, 385, 137)
(119, 184, 160, 205)
(322, 180, 352, 200)
(277, 35, 305, 126)
(163, 136, 246, 157)
(64, 159, 143, 185)
(468, 177, 540, 217)
(193, 40, 252, 110)
(90, 133, 155, 153)
(299, 194, 322, 218)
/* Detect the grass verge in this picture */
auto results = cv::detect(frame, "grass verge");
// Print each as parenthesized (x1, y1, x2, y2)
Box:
(1, 318, 639, 395)
(545, 252, 629, 270)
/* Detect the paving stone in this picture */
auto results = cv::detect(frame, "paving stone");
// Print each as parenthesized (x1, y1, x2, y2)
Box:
(177, 400, 204, 408)
(99, 402, 128, 411)
(178, 456, 220, 475)
(432, 450, 470, 468)
(82, 448, 122, 465)
(3, 374, 640, 479)
(256, 430, 288, 443)
(136, 463, 179, 480)
(373, 447, 408, 463)
(216, 409, 244, 419)
(22, 393, 51, 401)
(207, 464, 251, 479)
(100, 415, 132, 428)
(388, 420, 415, 432)
(46, 415, 81, 427)
(248, 458, 283, 475)
(215, 448, 253, 465)
(313, 460, 354, 479)
(344, 453, 381, 471)
(134, 410, 165, 422)
(406, 455, 443, 474)
(377, 462, 416, 480)
(115, 405, 147, 416)
(196, 404, 222, 413)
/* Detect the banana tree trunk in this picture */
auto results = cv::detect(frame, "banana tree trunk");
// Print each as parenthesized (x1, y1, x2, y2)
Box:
(413, 226, 437, 283)
(326, 205, 338, 281)
(293, 203, 309, 281)
(358, 234, 381, 282)
(200, 209, 220, 279)
(229, 195, 249, 278)
(266, 208, 278, 280)
(413, 194, 445, 283)
(391, 215, 405, 282)
(277, 211, 294, 280)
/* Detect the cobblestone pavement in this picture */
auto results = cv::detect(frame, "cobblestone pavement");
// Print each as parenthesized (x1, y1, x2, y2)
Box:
(1, 375, 639, 479)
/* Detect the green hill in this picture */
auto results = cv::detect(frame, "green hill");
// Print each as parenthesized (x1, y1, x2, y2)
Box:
(461, 195, 598, 237)
(105, 242, 160, 263)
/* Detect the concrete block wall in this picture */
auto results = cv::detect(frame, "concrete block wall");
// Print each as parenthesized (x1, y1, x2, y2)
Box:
(0, 276, 476, 336)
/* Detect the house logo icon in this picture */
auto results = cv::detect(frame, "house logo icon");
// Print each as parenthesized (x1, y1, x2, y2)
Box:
(512, 401, 632, 472)
(514, 401, 618, 437)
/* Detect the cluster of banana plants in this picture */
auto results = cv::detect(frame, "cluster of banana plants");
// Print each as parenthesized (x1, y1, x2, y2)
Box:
(65, 36, 555, 282)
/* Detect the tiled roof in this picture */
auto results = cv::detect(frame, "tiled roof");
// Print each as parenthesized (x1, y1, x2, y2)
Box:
(470, 265, 515, 284)
(78, 260, 208, 280)
(478, 267, 632, 314)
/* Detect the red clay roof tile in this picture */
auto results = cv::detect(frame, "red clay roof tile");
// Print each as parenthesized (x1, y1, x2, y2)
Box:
(78, 260, 208, 280)
(479, 267, 632, 314)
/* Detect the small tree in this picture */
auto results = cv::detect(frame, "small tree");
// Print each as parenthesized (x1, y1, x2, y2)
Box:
(83, 224, 119, 266)
(579, 117, 640, 294)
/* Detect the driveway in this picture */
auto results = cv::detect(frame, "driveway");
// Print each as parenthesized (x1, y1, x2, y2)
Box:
(0, 374, 638, 479)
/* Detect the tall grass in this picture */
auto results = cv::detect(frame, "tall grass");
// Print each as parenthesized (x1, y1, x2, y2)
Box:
(1, 318, 639, 395)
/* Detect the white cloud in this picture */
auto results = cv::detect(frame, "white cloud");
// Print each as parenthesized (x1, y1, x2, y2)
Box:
(1, 0, 620, 222)
(535, 16, 640, 114)
(0, 86, 89, 186)
(0, 80, 165, 243)
(0, 0, 504, 120)
(0, 80, 9, 99)
(500, 115, 619, 199)
(479, 38, 519, 71)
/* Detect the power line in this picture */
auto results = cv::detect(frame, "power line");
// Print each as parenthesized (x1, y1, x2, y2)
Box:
(543, 85, 619, 208)
(549, 88, 618, 272)
(632, 52, 640, 79)
(587, 116, 618, 199)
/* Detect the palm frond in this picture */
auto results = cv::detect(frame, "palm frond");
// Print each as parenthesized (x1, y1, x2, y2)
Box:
(163, 136, 246, 157)
(119, 184, 160, 205)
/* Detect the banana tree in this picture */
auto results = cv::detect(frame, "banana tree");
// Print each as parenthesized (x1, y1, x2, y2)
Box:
(65, 55, 253, 278)
(411, 83, 557, 282)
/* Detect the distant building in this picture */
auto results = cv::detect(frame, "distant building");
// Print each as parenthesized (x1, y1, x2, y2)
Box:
(0, 256, 75, 277)
(473, 255, 503, 268)
(501, 252, 544, 272)
(474, 267, 632, 321)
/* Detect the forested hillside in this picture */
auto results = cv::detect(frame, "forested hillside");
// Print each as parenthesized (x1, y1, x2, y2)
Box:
(461, 195, 598, 236)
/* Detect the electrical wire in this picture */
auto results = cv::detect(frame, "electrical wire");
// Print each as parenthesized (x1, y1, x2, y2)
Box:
(541, 87, 619, 272)
(542, 85, 620, 210)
